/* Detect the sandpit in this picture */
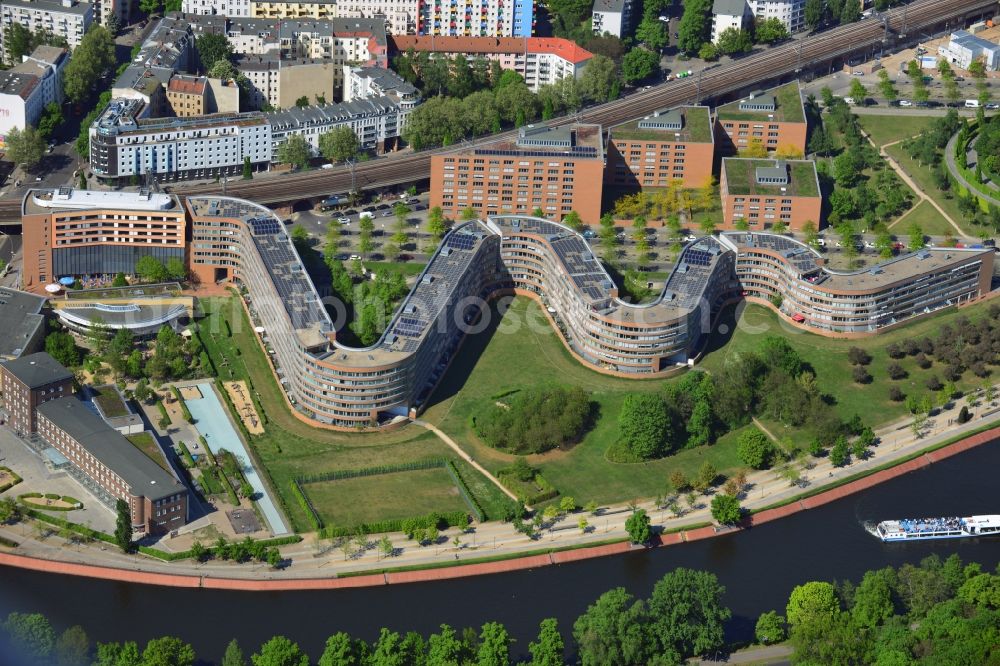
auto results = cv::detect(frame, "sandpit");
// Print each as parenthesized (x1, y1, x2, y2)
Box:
(225, 381, 264, 435)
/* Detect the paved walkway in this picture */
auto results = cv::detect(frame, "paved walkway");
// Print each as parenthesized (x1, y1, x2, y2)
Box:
(945, 131, 1000, 209)
(692, 644, 793, 664)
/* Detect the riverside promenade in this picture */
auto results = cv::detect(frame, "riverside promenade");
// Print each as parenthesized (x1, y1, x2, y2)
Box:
(1, 389, 999, 590)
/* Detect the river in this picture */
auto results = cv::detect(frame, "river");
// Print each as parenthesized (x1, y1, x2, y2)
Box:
(2, 441, 999, 663)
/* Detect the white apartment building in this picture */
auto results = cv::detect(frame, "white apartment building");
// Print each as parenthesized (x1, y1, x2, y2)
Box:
(0, 45, 68, 147)
(389, 36, 592, 92)
(182, 0, 251, 15)
(591, 0, 631, 38)
(0, 0, 92, 56)
(749, 0, 805, 35)
(267, 95, 410, 156)
(344, 65, 420, 109)
(336, 0, 415, 34)
(711, 0, 750, 43)
(89, 98, 272, 183)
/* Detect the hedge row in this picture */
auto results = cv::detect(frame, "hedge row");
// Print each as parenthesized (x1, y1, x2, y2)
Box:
(218, 469, 240, 506)
(177, 441, 195, 468)
(199, 435, 217, 467)
(16, 494, 82, 511)
(171, 387, 194, 423)
(138, 534, 303, 562)
(156, 399, 170, 422)
(0, 535, 18, 548)
(320, 510, 469, 538)
(526, 474, 559, 505)
(444, 461, 485, 523)
(23, 509, 115, 545)
(296, 459, 445, 485)
(0, 466, 21, 494)
(199, 468, 224, 495)
(290, 480, 323, 531)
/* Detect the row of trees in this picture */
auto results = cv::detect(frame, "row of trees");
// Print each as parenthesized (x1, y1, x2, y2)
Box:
(274, 127, 361, 170)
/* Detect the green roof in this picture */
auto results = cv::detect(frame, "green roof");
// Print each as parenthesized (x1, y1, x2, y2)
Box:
(723, 158, 819, 197)
(716, 81, 805, 123)
(126, 431, 171, 473)
(611, 105, 713, 143)
(92, 385, 129, 418)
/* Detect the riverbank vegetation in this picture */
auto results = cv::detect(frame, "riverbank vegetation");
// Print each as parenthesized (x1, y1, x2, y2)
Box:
(5, 555, 997, 664)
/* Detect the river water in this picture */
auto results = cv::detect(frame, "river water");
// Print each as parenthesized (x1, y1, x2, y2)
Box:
(2, 441, 999, 663)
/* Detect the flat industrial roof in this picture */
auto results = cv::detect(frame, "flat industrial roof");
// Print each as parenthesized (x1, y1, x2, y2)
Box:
(24, 188, 178, 215)
(36, 397, 183, 501)
(722, 158, 820, 197)
(716, 81, 806, 123)
(611, 105, 714, 143)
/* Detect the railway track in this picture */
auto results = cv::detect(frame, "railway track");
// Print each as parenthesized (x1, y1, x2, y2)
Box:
(0, 0, 992, 222)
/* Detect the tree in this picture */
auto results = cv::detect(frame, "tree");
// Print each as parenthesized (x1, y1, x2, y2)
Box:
(908, 222, 926, 250)
(139, 0, 163, 15)
(804, 0, 824, 30)
(62, 25, 116, 104)
(318, 126, 359, 163)
(276, 135, 311, 170)
(562, 210, 584, 232)
(711, 494, 742, 524)
(852, 567, 896, 629)
(621, 47, 659, 84)
(737, 428, 776, 469)
(0, 496, 21, 524)
(140, 637, 196, 666)
(527, 619, 563, 666)
(5, 126, 45, 169)
(618, 393, 670, 459)
(830, 436, 849, 467)
(221, 640, 246, 666)
(839, 0, 861, 24)
(135, 256, 168, 282)
(678, 0, 712, 53)
(242, 156, 253, 180)
(37, 102, 63, 140)
(739, 137, 768, 158)
(165, 256, 186, 281)
(755, 611, 786, 645)
(786, 581, 840, 627)
(45, 331, 80, 367)
(196, 33, 233, 72)
(877, 69, 898, 102)
(848, 78, 867, 105)
(801, 220, 819, 248)
(699, 42, 720, 61)
(754, 17, 789, 44)
(3, 612, 56, 659)
(716, 27, 753, 55)
(4, 24, 33, 63)
(114, 498, 134, 553)
(625, 508, 652, 544)
(53, 625, 89, 666)
(580, 54, 617, 102)
(475, 622, 510, 666)
(572, 587, 655, 666)
(251, 637, 309, 666)
(317, 633, 361, 666)
(635, 17, 668, 50)
(647, 568, 730, 658)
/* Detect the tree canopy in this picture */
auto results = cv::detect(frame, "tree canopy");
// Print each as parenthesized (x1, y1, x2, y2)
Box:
(318, 127, 360, 163)
(62, 25, 115, 104)
(476, 385, 592, 454)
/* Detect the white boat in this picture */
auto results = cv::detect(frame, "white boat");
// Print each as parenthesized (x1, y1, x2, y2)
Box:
(865, 515, 1000, 542)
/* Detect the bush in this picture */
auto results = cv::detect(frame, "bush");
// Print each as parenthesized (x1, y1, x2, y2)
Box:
(847, 347, 871, 365)
(887, 363, 907, 380)
(617, 393, 671, 460)
(915, 353, 931, 369)
(889, 386, 905, 402)
(475, 385, 592, 454)
(852, 365, 872, 384)
(957, 406, 971, 424)
(885, 343, 904, 359)
(925, 375, 943, 391)
(736, 428, 776, 469)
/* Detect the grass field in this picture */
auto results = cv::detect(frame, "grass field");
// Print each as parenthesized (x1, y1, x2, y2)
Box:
(197, 296, 504, 531)
(858, 114, 937, 147)
(895, 200, 956, 236)
(126, 432, 170, 472)
(302, 468, 468, 527)
(884, 143, 978, 237)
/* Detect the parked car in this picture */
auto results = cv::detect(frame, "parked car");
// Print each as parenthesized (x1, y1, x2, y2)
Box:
(349, 254, 361, 260)
(986, 103, 1000, 110)
(381, 210, 392, 217)
(414, 204, 426, 210)
(898, 100, 913, 107)
(683, 234, 697, 242)
(337, 216, 350, 224)
(406, 197, 420, 204)
(376, 203, 391, 210)
(582, 230, 596, 239)
(852, 70, 865, 76)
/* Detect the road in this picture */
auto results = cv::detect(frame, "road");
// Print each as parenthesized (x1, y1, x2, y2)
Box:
(0, 0, 991, 224)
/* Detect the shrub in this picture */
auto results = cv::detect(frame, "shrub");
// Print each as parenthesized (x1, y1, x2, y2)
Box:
(852, 365, 872, 384)
(914, 353, 931, 369)
(942, 364, 962, 382)
(736, 428, 776, 469)
(885, 343, 904, 359)
(475, 385, 592, 454)
(925, 375, 943, 391)
(887, 363, 907, 380)
(847, 347, 871, 366)
(957, 405, 971, 424)
(889, 386, 905, 402)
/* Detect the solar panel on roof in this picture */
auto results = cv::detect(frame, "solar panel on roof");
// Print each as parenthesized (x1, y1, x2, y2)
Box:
(447, 235, 476, 251)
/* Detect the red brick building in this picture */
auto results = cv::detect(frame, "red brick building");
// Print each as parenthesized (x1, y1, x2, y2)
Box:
(0, 352, 74, 434)
(719, 158, 822, 231)
(606, 105, 715, 189)
(714, 81, 808, 156)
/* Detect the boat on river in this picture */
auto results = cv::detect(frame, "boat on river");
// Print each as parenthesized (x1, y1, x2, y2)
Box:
(865, 515, 1000, 542)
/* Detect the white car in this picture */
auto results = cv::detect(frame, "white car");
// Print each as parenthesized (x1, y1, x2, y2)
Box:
(337, 216, 350, 224)
(898, 100, 913, 107)
(349, 254, 361, 261)
(843, 97, 856, 105)
(683, 234, 697, 242)
(816, 238, 826, 247)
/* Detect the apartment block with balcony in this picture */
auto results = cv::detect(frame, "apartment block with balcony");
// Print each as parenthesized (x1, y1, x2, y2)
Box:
(592, 0, 632, 37)
(416, 0, 534, 37)
(720, 158, 821, 231)
(606, 105, 715, 190)
(0, 0, 91, 56)
(431, 124, 605, 225)
(714, 81, 807, 155)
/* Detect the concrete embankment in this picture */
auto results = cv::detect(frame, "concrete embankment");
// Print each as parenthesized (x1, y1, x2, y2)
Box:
(0, 427, 997, 591)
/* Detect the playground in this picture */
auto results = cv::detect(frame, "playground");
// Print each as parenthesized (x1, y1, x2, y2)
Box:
(224, 381, 264, 435)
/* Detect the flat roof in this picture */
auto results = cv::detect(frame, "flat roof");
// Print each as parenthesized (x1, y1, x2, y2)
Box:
(0, 289, 45, 359)
(36, 397, 183, 501)
(716, 81, 805, 123)
(611, 105, 713, 143)
(1, 352, 73, 389)
(0, 71, 39, 99)
(23, 188, 179, 215)
(474, 123, 604, 160)
(722, 158, 819, 197)
(2, 0, 91, 16)
(388, 36, 593, 64)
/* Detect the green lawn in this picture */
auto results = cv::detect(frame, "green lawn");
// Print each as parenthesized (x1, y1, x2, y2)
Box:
(302, 468, 468, 528)
(858, 114, 937, 147)
(698, 302, 997, 447)
(896, 200, 955, 236)
(126, 432, 170, 473)
(198, 296, 484, 531)
(422, 298, 744, 506)
(884, 143, 978, 236)
(361, 261, 427, 276)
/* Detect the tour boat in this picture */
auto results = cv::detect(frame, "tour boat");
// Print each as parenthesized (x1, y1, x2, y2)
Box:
(865, 515, 1000, 542)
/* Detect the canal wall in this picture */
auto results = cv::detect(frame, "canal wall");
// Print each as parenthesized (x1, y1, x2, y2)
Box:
(0, 425, 998, 591)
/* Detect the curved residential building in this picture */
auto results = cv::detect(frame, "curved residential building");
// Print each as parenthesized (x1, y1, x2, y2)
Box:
(719, 232, 995, 334)
(20, 190, 995, 429)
